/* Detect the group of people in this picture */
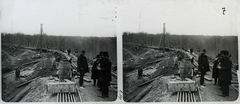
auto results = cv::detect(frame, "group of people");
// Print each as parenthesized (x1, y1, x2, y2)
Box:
(198, 49, 233, 97)
(77, 50, 112, 98)
(51, 49, 112, 98)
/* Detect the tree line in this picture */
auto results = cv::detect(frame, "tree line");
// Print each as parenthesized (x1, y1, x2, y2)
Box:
(1, 33, 117, 64)
(123, 32, 238, 63)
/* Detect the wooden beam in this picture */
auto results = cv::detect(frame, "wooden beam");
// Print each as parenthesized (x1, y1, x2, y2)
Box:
(11, 86, 32, 102)
(83, 78, 91, 82)
(231, 81, 239, 84)
(22, 60, 40, 66)
(232, 84, 239, 87)
(16, 76, 41, 88)
(47, 82, 76, 93)
(167, 81, 197, 92)
(176, 92, 179, 102)
(76, 87, 82, 102)
(111, 85, 117, 92)
(110, 82, 117, 85)
(131, 85, 152, 102)
(231, 85, 239, 92)
(111, 72, 117, 78)
(145, 58, 163, 65)
(138, 75, 162, 87)
(204, 76, 213, 81)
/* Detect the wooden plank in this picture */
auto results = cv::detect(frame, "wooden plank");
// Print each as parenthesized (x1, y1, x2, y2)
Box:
(145, 59, 163, 65)
(72, 93, 76, 102)
(232, 84, 239, 87)
(57, 93, 59, 102)
(167, 81, 197, 92)
(16, 76, 41, 88)
(231, 85, 239, 92)
(204, 76, 213, 81)
(22, 60, 40, 66)
(63, 93, 65, 102)
(111, 85, 117, 92)
(83, 78, 91, 82)
(131, 85, 152, 102)
(111, 72, 117, 78)
(179, 91, 182, 102)
(76, 87, 82, 102)
(231, 81, 239, 84)
(47, 82, 76, 93)
(110, 82, 117, 85)
(138, 75, 162, 87)
(59, 93, 61, 102)
(68, 94, 71, 102)
(11, 86, 32, 102)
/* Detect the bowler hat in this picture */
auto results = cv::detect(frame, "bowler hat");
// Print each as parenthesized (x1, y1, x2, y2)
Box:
(81, 50, 85, 53)
(202, 49, 206, 52)
(221, 50, 229, 55)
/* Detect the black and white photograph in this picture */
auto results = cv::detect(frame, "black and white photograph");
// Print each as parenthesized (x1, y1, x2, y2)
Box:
(1, 0, 117, 102)
(122, 0, 239, 102)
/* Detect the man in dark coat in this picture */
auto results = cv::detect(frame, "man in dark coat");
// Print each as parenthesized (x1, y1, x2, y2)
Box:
(212, 54, 222, 85)
(67, 48, 71, 55)
(97, 52, 104, 89)
(77, 50, 89, 87)
(91, 55, 101, 86)
(98, 52, 112, 98)
(198, 49, 210, 86)
(138, 66, 143, 79)
(15, 67, 21, 80)
(218, 50, 232, 97)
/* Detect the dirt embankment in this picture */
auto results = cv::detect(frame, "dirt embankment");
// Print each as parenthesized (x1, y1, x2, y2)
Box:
(1, 47, 57, 102)
(123, 45, 178, 102)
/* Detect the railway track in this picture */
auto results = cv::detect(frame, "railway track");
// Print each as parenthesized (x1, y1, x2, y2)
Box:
(57, 93, 76, 102)
(177, 91, 197, 102)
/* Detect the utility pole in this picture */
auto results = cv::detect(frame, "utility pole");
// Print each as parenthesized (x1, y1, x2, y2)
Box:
(162, 23, 166, 53)
(40, 24, 43, 54)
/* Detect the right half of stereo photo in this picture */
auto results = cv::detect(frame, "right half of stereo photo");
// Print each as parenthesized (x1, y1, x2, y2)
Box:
(122, 0, 239, 102)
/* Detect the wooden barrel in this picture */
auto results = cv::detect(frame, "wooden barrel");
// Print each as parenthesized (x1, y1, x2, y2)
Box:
(58, 62, 71, 81)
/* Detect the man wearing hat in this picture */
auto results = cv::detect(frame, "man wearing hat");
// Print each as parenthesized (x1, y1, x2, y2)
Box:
(77, 50, 89, 87)
(198, 49, 210, 87)
(212, 54, 222, 85)
(91, 55, 101, 86)
(98, 52, 112, 98)
(218, 50, 232, 97)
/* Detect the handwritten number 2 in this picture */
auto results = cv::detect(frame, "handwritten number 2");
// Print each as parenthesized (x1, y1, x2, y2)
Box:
(222, 7, 226, 15)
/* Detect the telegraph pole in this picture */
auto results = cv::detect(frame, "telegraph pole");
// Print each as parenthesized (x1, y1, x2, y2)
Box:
(162, 23, 166, 53)
(40, 24, 43, 54)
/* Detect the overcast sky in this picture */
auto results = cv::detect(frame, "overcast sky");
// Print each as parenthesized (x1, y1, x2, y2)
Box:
(122, 0, 239, 36)
(1, 0, 119, 37)
(1, 0, 239, 36)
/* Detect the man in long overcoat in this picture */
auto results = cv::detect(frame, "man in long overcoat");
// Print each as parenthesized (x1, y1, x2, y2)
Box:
(198, 49, 210, 86)
(218, 50, 232, 97)
(212, 54, 221, 85)
(98, 52, 112, 98)
(77, 50, 89, 87)
(91, 55, 100, 86)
